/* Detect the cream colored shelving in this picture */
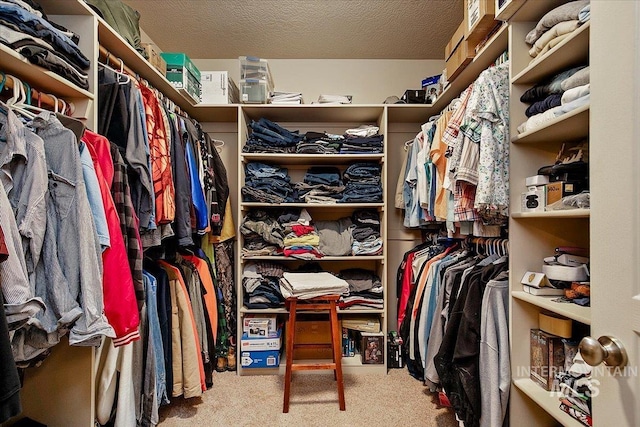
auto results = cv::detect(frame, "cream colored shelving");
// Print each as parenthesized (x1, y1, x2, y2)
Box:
(512, 291, 591, 325)
(513, 378, 587, 427)
(511, 209, 590, 219)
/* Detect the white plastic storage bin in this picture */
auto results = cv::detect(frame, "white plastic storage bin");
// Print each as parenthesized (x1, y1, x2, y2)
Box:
(240, 78, 268, 104)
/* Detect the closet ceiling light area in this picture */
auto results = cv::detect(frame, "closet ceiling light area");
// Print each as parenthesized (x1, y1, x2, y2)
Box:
(123, 0, 463, 59)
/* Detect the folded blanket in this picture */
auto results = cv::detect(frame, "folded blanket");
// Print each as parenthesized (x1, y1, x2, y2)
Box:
(561, 66, 590, 91)
(562, 84, 590, 105)
(526, 0, 590, 44)
(529, 20, 579, 58)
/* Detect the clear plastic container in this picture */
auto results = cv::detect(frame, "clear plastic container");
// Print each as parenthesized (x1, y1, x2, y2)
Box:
(239, 56, 274, 90)
(240, 78, 268, 104)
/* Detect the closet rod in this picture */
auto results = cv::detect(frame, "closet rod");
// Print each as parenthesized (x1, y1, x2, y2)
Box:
(1, 73, 66, 112)
(98, 45, 136, 77)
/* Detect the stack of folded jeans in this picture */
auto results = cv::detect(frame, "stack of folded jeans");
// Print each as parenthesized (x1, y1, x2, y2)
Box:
(295, 166, 345, 203)
(338, 268, 384, 309)
(242, 118, 303, 153)
(242, 162, 296, 203)
(240, 210, 285, 256)
(0, 2, 90, 89)
(296, 131, 344, 154)
(341, 162, 382, 203)
(243, 262, 287, 309)
(351, 209, 383, 255)
(340, 134, 384, 154)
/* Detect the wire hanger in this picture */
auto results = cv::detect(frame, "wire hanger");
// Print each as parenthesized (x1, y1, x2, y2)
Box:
(211, 138, 225, 153)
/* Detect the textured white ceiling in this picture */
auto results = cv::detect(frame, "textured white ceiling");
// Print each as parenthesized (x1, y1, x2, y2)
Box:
(123, 0, 463, 60)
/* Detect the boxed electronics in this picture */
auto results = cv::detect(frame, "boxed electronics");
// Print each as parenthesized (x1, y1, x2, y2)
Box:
(421, 74, 442, 103)
(241, 349, 280, 369)
(200, 71, 240, 104)
(293, 315, 333, 359)
(545, 181, 583, 207)
(240, 329, 281, 351)
(530, 329, 565, 391)
(358, 332, 384, 365)
(160, 52, 201, 103)
(521, 186, 545, 213)
(387, 332, 404, 369)
(141, 43, 166, 77)
(464, 0, 498, 46)
(242, 314, 278, 335)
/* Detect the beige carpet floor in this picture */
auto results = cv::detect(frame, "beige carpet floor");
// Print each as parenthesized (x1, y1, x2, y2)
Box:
(159, 369, 458, 427)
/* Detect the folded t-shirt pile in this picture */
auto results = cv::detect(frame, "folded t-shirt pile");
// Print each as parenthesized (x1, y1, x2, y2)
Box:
(242, 261, 287, 308)
(243, 117, 304, 154)
(295, 166, 345, 203)
(351, 209, 382, 255)
(518, 65, 590, 134)
(296, 131, 344, 154)
(242, 162, 296, 203)
(281, 208, 322, 259)
(0, 1, 90, 89)
(338, 268, 384, 310)
(340, 125, 384, 154)
(341, 162, 383, 203)
(556, 352, 595, 426)
(526, 0, 590, 62)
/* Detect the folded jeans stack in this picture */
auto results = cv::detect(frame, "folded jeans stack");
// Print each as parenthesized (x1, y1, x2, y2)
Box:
(338, 268, 384, 310)
(296, 131, 344, 154)
(351, 209, 382, 255)
(242, 162, 296, 203)
(242, 118, 303, 153)
(243, 261, 286, 309)
(295, 166, 345, 203)
(341, 162, 382, 203)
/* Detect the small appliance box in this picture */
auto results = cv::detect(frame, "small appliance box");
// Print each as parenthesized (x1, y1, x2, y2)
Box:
(241, 349, 280, 369)
(530, 329, 565, 391)
(464, 0, 497, 46)
(242, 314, 278, 335)
(160, 52, 201, 103)
(200, 71, 239, 104)
(360, 332, 385, 365)
(240, 329, 281, 352)
(545, 181, 582, 207)
(521, 186, 545, 213)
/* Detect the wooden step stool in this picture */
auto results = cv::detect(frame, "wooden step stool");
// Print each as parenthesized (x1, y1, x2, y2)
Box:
(282, 295, 346, 413)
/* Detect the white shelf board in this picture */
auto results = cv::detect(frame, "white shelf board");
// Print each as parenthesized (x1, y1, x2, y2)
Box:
(240, 307, 384, 315)
(513, 378, 587, 427)
(431, 23, 509, 112)
(241, 255, 384, 261)
(241, 153, 384, 165)
(386, 104, 434, 123)
(0, 44, 94, 99)
(241, 104, 384, 123)
(513, 22, 590, 85)
(511, 209, 590, 219)
(512, 290, 591, 325)
(512, 104, 589, 144)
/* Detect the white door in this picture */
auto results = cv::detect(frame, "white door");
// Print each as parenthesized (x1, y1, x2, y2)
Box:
(589, 2, 640, 426)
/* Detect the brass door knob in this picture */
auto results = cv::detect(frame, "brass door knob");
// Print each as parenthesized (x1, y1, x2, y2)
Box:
(579, 335, 628, 367)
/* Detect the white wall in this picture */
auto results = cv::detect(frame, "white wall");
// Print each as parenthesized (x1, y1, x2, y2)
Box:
(193, 58, 444, 104)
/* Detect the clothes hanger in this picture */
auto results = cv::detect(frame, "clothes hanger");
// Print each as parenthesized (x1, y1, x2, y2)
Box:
(5, 76, 37, 119)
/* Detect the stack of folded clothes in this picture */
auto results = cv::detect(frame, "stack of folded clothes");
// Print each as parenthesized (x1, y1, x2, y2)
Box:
(556, 352, 594, 426)
(351, 209, 382, 255)
(0, 1, 90, 89)
(242, 162, 296, 203)
(240, 210, 285, 256)
(295, 166, 345, 203)
(242, 261, 287, 309)
(518, 65, 590, 134)
(341, 125, 384, 154)
(526, 0, 590, 62)
(341, 162, 383, 203)
(296, 131, 344, 154)
(280, 208, 321, 259)
(338, 268, 384, 310)
(279, 271, 350, 299)
(242, 118, 304, 153)
(315, 217, 354, 257)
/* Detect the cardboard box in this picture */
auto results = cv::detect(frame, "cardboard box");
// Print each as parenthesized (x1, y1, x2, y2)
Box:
(539, 312, 572, 339)
(545, 181, 581, 207)
(521, 186, 545, 213)
(464, 0, 497, 46)
(445, 21, 466, 61)
(240, 330, 281, 351)
(141, 43, 166, 77)
(360, 332, 384, 364)
(200, 71, 239, 104)
(293, 317, 333, 359)
(160, 52, 201, 103)
(530, 329, 565, 391)
(445, 40, 475, 83)
(242, 314, 278, 334)
(246, 319, 270, 338)
(241, 350, 280, 368)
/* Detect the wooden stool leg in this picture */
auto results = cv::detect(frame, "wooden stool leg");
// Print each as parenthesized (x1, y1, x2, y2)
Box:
(283, 298, 297, 413)
(330, 300, 346, 411)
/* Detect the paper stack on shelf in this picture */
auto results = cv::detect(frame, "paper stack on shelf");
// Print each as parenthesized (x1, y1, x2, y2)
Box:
(279, 272, 349, 299)
(269, 91, 303, 104)
(316, 94, 352, 104)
